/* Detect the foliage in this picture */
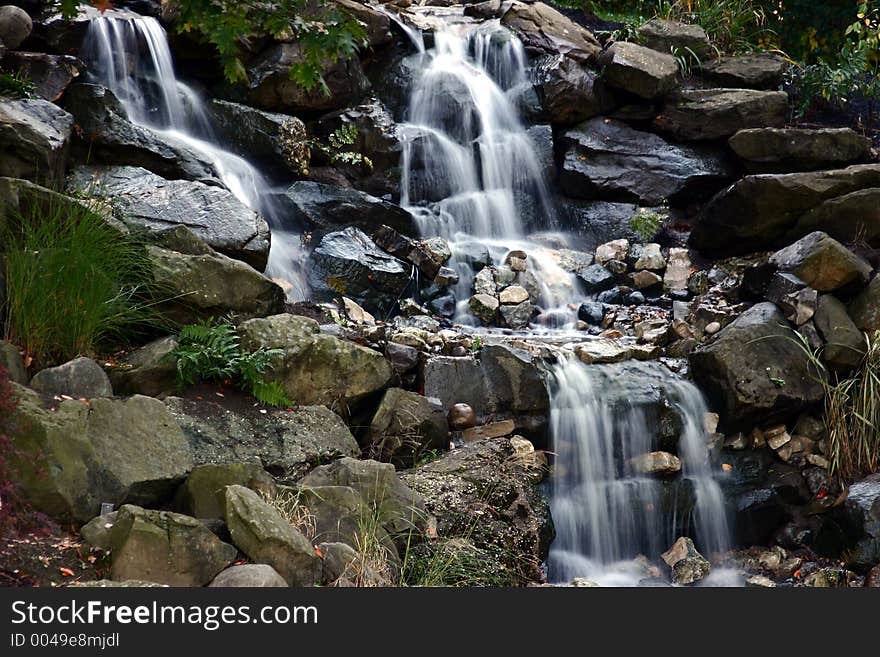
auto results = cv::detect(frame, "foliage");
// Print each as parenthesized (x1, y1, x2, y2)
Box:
(655, 0, 772, 54)
(309, 124, 373, 172)
(630, 207, 668, 242)
(402, 538, 509, 587)
(261, 488, 317, 540)
(173, 0, 367, 94)
(2, 195, 163, 368)
(171, 319, 292, 408)
(0, 71, 34, 98)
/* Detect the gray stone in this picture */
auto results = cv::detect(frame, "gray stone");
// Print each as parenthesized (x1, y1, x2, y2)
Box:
(531, 54, 614, 124)
(701, 54, 786, 89)
(848, 275, 880, 332)
(0, 97, 72, 183)
(368, 388, 449, 466)
(842, 474, 880, 569)
(209, 564, 288, 587)
(638, 18, 711, 59)
(0, 6, 31, 48)
(813, 295, 866, 371)
(385, 341, 419, 373)
(177, 463, 276, 520)
(500, 1, 601, 63)
(729, 127, 871, 173)
(769, 232, 871, 292)
(0, 340, 27, 385)
(661, 536, 710, 585)
(1, 52, 82, 102)
(578, 301, 605, 325)
(500, 300, 533, 329)
(578, 263, 615, 293)
(655, 88, 788, 141)
(108, 336, 178, 397)
(80, 511, 117, 550)
(598, 41, 679, 100)
(469, 293, 500, 324)
(635, 243, 665, 270)
(30, 357, 113, 398)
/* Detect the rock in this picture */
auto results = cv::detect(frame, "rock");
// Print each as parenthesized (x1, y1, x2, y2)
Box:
(765, 425, 792, 450)
(729, 127, 871, 173)
(849, 275, 880, 331)
(813, 295, 866, 371)
(372, 225, 441, 279)
(704, 321, 721, 335)
(469, 293, 500, 324)
(108, 504, 236, 586)
(176, 463, 276, 520)
(575, 340, 659, 364)
(165, 395, 359, 482)
(0, 5, 31, 49)
(690, 164, 880, 255)
(578, 264, 615, 293)
(0, 341, 27, 385)
(595, 238, 629, 265)
(689, 303, 825, 429)
(456, 241, 492, 270)
(284, 181, 416, 237)
(80, 511, 117, 550)
(500, 285, 530, 305)
(764, 272, 817, 325)
(107, 336, 178, 397)
(209, 99, 309, 175)
(635, 243, 665, 271)
(500, 300, 533, 329)
(148, 245, 284, 324)
(30, 357, 112, 399)
(841, 474, 880, 569)
(400, 437, 553, 585)
(69, 166, 270, 270)
(661, 537, 710, 585)
(560, 117, 732, 206)
(448, 403, 477, 430)
(0, 97, 72, 183)
(628, 451, 682, 475)
(770, 232, 871, 292)
(385, 342, 419, 374)
(473, 267, 497, 297)
(664, 248, 691, 292)
(577, 301, 605, 325)
(462, 419, 517, 442)
(225, 485, 322, 586)
(244, 43, 368, 114)
(631, 271, 663, 290)
(64, 84, 219, 184)
(598, 41, 678, 100)
(637, 18, 712, 59)
(654, 88, 788, 141)
(308, 227, 410, 315)
(500, 1, 601, 63)
(531, 54, 614, 125)
(299, 457, 427, 539)
(701, 54, 786, 89)
(317, 97, 400, 182)
(209, 564, 288, 587)
(369, 388, 448, 466)
(2, 52, 81, 102)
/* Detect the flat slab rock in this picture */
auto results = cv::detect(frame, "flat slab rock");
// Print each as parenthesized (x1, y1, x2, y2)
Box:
(654, 88, 788, 141)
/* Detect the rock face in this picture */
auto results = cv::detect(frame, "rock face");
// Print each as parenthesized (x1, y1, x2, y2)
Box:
(400, 438, 553, 585)
(209, 564, 288, 587)
(283, 181, 416, 237)
(690, 303, 825, 430)
(654, 89, 788, 141)
(108, 505, 236, 586)
(245, 44, 368, 114)
(2, 52, 82, 102)
(500, 1, 601, 64)
(768, 232, 871, 292)
(238, 314, 393, 409)
(531, 54, 613, 125)
(308, 227, 411, 315)
(69, 166, 270, 270)
(65, 84, 219, 183)
(598, 41, 679, 99)
(165, 396, 360, 483)
(728, 128, 871, 173)
(690, 164, 880, 255)
(813, 295, 866, 371)
(559, 117, 733, 205)
(637, 19, 712, 60)
(368, 388, 449, 466)
(225, 485, 322, 586)
(0, 98, 73, 183)
(30, 357, 113, 398)
(701, 54, 786, 89)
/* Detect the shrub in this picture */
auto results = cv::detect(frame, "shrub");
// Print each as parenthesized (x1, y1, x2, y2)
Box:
(630, 207, 667, 242)
(171, 319, 292, 408)
(2, 193, 164, 368)
(0, 70, 34, 98)
(657, 0, 772, 54)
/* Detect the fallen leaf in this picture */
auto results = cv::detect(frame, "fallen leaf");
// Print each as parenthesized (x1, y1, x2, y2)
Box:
(59, 567, 75, 577)
(721, 463, 733, 472)
(314, 546, 324, 558)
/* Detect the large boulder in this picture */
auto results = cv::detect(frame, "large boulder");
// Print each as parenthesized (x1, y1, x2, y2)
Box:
(368, 388, 449, 466)
(209, 99, 309, 175)
(559, 117, 733, 205)
(209, 564, 288, 587)
(176, 463, 276, 520)
(690, 164, 880, 255)
(0, 97, 73, 183)
(637, 19, 712, 60)
(768, 232, 871, 292)
(244, 43, 369, 114)
(64, 84, 219, 183)
(108, 504, 236, 586)
(654, 88, 788, 141)
(224, 485, 322, 586)
(238, 313, 393, 409)
(165, 396, 360, 483)
(554, 198, 642, 250)
(813, 295, 866, 371)
(690, 303, 825, 430)
(30, 357, 113, 398)
(2, 52, 82, 102)
(283, 181, 416, 237)
(531, 54, 615, 125)
(334, 0, 392, 48)
(839, 474, 880, 570)
(69, 166, 270, 270)
(6, 385, 193, 522)
(0, 5, 32, 49)
(107, 335, 178, 397)
(728, 127, 871, 173)
(308, 226, 411, 315)
(598, 41, 679, 100)
(701, 54, 786, 90)
(399, 437, 553, 585)
(500, 1, 601, 64)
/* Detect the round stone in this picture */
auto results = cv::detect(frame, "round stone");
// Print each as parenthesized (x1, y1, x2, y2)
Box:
(447, 403, 477, 430)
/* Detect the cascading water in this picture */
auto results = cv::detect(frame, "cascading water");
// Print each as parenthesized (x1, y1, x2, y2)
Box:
(80, 15, 308, 298)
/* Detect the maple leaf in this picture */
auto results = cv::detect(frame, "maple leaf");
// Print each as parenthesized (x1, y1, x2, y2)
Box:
(91, 0, 115, 13)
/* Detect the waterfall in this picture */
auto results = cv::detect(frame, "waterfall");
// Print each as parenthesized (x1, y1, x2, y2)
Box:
(80, 16, 308, 299)
(547, 357, 736, 586)
(398, 18, 579, 326)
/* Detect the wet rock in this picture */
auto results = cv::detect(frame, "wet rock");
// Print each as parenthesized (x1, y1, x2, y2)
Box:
(109, 504, 236, 586)
(631, 271, 663, 290)
(469, 293, 500, 324)
(578, 264, 615, 293)
(654, 88, 788, 141)
(0, 97, 72, 183)
(575, 340, 659, 364)
(637, 18, 711, 60)
(369, 388, 448, 466)
(176, 463, 276, 520)
(848, 275, 880, 331)
(813, 295, 866, 371)
(0, 5, 31, 48)
(334, 0, 392, 48)
(689, 303, 825, 429)
(373, 225, 441, 279)
(769, 232, 871, 292)
(500, 1, 601, 63)
(317, 96, 400, 179)
(635, 243, 665, 270)
(500, 300, 533, 329)
(500, 285, 530, 304)
(690, 164, 880, 255)
(729, 127, 871, 173)
(628, 451, 681, 475)
(308, 227, 411, 315)
(209, 564, 287, 587)
(578, 301, 605, 325)
(531, 54, 614, 125)
(225, 485, 322, 586)
(661, 537, 710, 585)
(598, 41, 678, 100)
(30, 357, 112, 399)
(664, 248, 691, 292)
(701, 54, 786, 89)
